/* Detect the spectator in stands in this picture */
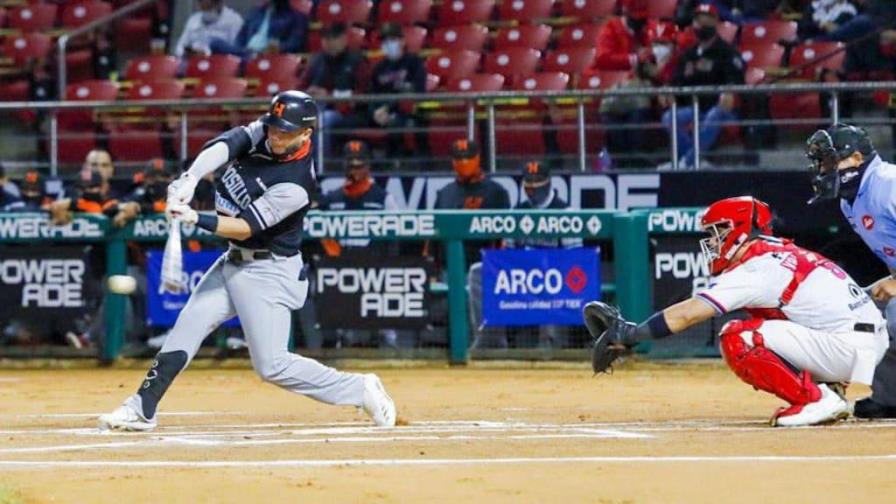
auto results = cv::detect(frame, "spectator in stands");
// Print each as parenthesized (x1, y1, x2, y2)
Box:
(816, 0, 896, 75)
(174, 0, 244, 58)
(18, 170, 51, 212)
(675, 0, 783, 25)
(210, 0, 308, 58)
(433, 140, 510, 349)
(593, 0, 653, 72)
(662, 3, 745, 168)
(300, 23, 370, 156)
(0, 163, 24, 212)
(798, 0, 858, 40)
(49, 170, 119, 225)
(113, 158, 172, 227)
(80, 149, 118, 199)
(369, 23, 429, 159)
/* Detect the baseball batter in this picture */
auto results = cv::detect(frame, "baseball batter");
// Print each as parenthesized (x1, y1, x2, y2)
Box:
(98, 91, 396, 431)
(585, 197, 889, 427)
(806, 123, 896, 418)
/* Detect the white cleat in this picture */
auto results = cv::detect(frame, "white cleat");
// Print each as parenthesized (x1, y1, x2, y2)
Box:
(97, 394, 157, 432)
(361, 374, 396, 427)
(774, 384, 850, 427)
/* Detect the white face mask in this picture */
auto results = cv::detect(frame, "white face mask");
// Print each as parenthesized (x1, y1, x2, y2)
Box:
(652, 44, 672, 66)
(382, 40, 402, 61)
(200, 10, 220, 25)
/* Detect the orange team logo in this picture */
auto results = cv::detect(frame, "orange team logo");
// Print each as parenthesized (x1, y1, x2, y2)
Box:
(273, 102, 286, 117)
(456, 139, 468, 151)
(525, 161, 540, 174)
(463, 196, 483, 209)
(349, 141, 362, 153)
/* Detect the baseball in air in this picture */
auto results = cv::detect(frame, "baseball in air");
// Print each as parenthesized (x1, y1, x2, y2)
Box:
(107, 275, 137, 295)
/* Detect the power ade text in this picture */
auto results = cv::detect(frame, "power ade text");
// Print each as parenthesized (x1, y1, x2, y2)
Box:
(306, 214, 436, 239)
(0, 259, 85, 308)
(0, 216, 103, 240)
(655, 252, 710, 293)
(317, 267, 427, 318)
(648, 209, 706, 233)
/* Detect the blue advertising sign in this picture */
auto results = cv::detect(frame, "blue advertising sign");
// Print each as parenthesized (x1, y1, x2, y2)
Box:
(146, 249, 239, 328)
(481, 248, 601, 326)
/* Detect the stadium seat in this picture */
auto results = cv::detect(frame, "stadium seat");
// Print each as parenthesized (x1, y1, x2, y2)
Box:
(60, 80, 119, 131)
(307, 26, 367, 52)
(8, 3, 58, 32)
(369, 25, 427, 53)
(194, 77, 248, 99)
(291, 0, 314, 15)
(447, 73, 505, 92)
(3, 33, 52, 66)
(430, 25, 489, 52)
(61, 1, 113, 29)
(789, 42, 846, 78)
(245, 54, 303, 84)
(646, 0, 677, 19)
(125, 80, 185, 101)
(110, 81, 185, 161)
(174, 129, 218, 158)
(427, 120, 470, 156)
(317, 0, 374, 26)
(745, 67, 766, 85)
(377, 0, 432, 25)
(425, 50, 481, 82)
(513, 72, 570, 113)
(113, 16, 153, 53)
(185, 54, 241, 79)
(578, 69, 630, 90)
(0, 80, 29, 102)
(108, 130, 166, 161)
(559, 0, 615, 21)
(555, 23, 603, 48)
(58, 131, 98, 165)
(717, 21, 739, 44)
(542, 47, 596, 76)
(739, 42, 784, 72)
(495, 119, 546, 156)
(435, 0, 495, 27)
(494, 25, 552, 51)
(124, 55, 178, 82)
(64, 49, 95, 83)
(252, 76, 300, 97)
(497, 0, 555, 23)
(483, 48, 541, 85)
(768, 91, 821, 130)
(740, 20, 797, 46)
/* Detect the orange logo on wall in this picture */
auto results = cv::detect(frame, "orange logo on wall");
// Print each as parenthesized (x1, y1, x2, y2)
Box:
(273, 102, 286, 117)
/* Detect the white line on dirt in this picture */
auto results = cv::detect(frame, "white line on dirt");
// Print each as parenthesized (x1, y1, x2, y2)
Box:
(1, 454, 896, 469)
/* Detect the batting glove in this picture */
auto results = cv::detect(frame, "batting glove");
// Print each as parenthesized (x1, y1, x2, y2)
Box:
(166, 203, 198, 225)
(166, 172, 199, 206)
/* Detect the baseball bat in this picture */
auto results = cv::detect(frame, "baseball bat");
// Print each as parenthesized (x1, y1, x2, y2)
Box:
(161, 219, 183, 294)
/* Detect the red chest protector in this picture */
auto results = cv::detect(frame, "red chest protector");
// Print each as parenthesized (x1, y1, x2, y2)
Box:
(723, 239, 845, 321)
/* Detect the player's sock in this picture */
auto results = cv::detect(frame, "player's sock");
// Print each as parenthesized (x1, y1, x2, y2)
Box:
(136, 350, 188, 419)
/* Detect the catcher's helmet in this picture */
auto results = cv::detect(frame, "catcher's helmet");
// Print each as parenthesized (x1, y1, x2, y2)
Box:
(699, 196, 773, 275)
(805, 123, 875, 204)
(260, 90, 318, 132)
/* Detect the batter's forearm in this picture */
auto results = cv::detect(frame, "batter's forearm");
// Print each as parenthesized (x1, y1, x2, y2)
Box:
(194, 212, 252, 241)
(186, 142, 230, 179)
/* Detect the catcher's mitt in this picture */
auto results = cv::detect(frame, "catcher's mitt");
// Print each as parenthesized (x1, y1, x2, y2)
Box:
(582, 301, 635, 374)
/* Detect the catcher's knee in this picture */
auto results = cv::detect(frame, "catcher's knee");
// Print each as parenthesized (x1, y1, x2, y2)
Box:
(719, 319, 765, 368)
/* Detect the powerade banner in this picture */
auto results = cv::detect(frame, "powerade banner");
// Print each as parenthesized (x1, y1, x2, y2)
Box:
(0, 246, 92, 323)
(314, 252, 435, 329)
(146, 249, 239, 328)
(653, 236, 711, 311)
(481, 248, 600, 326)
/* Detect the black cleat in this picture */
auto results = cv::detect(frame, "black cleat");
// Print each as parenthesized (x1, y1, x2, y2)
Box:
(853, 397, 896, 419)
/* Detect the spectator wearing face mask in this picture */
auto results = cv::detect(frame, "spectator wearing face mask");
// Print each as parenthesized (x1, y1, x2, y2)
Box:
(112, 158, 173, 228)
(798, 0, 857, 40)
(369, 23, 428, 159)
(0, 163, 24, 212)
(593, 0, 653, 72)
(210, 0, 308, 58)
(49, 170, 120, 225)
(174, 0, 244, 58)
(17, 170, 51, 212)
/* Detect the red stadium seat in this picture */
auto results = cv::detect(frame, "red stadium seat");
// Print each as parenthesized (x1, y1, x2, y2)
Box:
(741, 20, 797, 45)
(113, 16, 152, 53)
(60, 80, 119, 130)
(430, 25, 489, 52)
(558, 0, 615, 21)
(245, 54, 303, 83)
(769, 92, 821, 130)
(317, 0, 373, 25)
(426, 50, 481, 82)
(62, 1, 112, 29)
(3, 33, 52, 66)
(307, 26, 366, 52)
(494, 25, 552, 51)
(427, 120, 470, 156)
(745, 67, 766, 85)
(110, 82, 185, 161)
(194, 77, 248, 99)
(252, 76, 300, 97)
(108, 130, 165, 161)
(58, 131, 97, 165)
(739, 42, 784, 72)
(64, 49, 95, 83)
(578, 69, 630, 90)
(495, 119, 546, 156)
(497, 0, 554, 23)
(8, 3, 57, 32)
(790, 42, 846, 78)
(377, 0, 432, 25)
(717, 21, 739, 44)
(483, 48, 541, 85)
(184, 54, 241, 79)
(435, 0, 495, 27)
(126, 80, 185, 101)
(542, 47, 596, 76)
(124, 55, 178, 82)
(447, 73, 505, 92)
(174, 129, 218, 158)
(291, 0, 314, 15)
(555, 23, 603, 48)
(0, 79, 29, 102)
(647, 0, 677, 19)
(369, 25, 428, 53)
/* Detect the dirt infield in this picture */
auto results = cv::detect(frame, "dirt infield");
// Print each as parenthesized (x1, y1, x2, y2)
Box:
(0, 362, 895, 503)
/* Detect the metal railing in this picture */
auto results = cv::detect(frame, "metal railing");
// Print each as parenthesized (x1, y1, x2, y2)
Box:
(4, 80, 895, 176)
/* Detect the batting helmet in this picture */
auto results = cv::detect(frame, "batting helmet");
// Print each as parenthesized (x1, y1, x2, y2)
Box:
(699, 196, 773, 275)
(260, 90, 318, 132)
(805, 123, 875, 204)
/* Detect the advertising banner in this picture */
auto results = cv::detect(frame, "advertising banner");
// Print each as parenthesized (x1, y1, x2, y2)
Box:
(146, 249, 238, 328)
(481, 248, 600, 326)
(0, 246, 92, 323)
(314, 252, 435, 329)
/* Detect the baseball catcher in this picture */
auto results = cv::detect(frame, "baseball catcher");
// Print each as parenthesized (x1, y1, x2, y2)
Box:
(585, 196, 889, 427)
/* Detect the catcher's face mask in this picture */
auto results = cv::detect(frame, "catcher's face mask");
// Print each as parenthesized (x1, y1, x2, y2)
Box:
(699, 220, 742, 275)
(806, 129, 842, 204)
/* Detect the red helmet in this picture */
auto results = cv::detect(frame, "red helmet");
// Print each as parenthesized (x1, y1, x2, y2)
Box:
(699, 197, 773, 275)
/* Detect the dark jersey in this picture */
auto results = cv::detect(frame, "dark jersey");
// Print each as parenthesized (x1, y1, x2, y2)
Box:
(369, 53, 426, 117)
(671, 37, 744, 110)
(319, 182, 397, 250)
(209, 120, 317, 256)
(433, 178, 511, 210)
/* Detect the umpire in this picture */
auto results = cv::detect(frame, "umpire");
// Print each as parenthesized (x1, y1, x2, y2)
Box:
(806, 123, 896, 418)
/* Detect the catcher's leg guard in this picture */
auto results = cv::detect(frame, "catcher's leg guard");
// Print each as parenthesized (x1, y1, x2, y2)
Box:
(719, 320, 821, 417)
